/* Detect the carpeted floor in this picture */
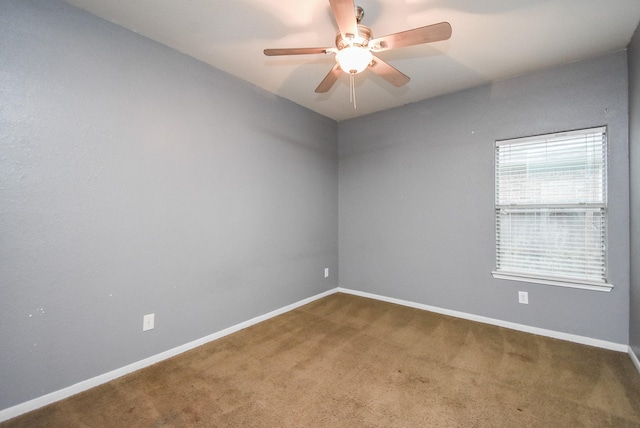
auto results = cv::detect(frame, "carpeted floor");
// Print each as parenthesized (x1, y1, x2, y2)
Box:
(3, 293, 640, 427)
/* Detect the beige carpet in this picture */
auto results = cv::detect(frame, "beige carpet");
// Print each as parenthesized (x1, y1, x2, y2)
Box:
(3, 293, 640, 427)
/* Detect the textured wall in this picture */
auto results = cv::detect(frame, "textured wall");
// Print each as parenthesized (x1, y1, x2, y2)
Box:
(339, 51, 630, 344)
(629, 25, 640, 358)
(0, 0, 338, 410)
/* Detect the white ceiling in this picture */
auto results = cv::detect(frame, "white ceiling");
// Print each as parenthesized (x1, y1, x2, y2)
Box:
(61, 0, 640, 121)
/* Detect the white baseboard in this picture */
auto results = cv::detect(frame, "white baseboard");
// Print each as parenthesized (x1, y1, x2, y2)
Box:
(1, 286, 633, 423)
(630, 346, 640, 375)
(0, 288, 336, 423)
(337, 288, 629, 353)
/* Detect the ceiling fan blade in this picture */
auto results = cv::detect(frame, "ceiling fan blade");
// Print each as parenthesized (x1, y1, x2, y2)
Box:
(315, 63, 342, 93)
(368, 56, 410, 87)
(264, 47, 332, 56)
(329, 0, 358, 40)
(370, 22, 452, 52)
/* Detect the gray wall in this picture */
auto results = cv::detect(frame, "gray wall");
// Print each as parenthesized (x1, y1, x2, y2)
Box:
(0, 0, 338, 410)
(629, 25, 640, 357)
(339, 51, 630, 344)
(1, 0, 635, 415)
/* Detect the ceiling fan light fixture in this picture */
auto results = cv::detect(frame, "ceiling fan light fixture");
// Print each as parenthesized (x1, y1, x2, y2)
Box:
(336, 46, 372, 74)
(264, 1, 452, 97)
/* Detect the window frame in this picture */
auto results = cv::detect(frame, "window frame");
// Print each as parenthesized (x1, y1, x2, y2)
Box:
(490, 126, 612, 292)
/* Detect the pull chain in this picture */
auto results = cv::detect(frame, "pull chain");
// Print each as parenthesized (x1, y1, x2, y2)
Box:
(349, 72, 357, 109)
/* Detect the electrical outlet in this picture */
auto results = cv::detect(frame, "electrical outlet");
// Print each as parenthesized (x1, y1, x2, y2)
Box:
(143, 313, 155, 331)
(324, 268, 329, 278)
(518, 291, 529, 305)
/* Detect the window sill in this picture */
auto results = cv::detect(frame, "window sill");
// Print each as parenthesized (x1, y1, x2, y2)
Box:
(491, 271, 613, 292)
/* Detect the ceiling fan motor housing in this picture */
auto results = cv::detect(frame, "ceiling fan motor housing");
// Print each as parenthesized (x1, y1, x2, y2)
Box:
(335, 24, 372, 50)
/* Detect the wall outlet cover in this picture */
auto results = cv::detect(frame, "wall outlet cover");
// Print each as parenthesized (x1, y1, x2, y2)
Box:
(518, 291, 529, 304)
(143, 313, 155, 331)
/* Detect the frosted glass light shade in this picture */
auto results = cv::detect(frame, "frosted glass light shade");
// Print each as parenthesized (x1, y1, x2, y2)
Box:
(336, 47, 372, 74)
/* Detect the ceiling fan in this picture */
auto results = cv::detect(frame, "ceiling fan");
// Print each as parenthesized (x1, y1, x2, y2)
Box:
(264, 0, 452, 105)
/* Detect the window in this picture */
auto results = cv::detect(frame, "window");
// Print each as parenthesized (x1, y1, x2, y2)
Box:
(491, 127, 610, 291)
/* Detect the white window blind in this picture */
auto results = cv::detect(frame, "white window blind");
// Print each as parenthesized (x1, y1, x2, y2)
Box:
(493, 127, 609, 290)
